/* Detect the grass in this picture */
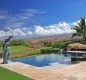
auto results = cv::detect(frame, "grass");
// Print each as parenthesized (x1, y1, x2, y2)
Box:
(11, 46, 33, 54)
(0, 46, 32, 54)
(0, 46, 40, 58)
(0, 66, 33, 80)
(0, 46, 59, 58)
(0, 46, 3, 53)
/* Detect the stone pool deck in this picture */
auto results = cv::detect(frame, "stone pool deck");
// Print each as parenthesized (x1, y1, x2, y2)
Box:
(0, 58, 86, 80)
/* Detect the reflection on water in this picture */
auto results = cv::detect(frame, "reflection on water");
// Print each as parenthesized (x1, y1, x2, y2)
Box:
(11, 53, 71, 67)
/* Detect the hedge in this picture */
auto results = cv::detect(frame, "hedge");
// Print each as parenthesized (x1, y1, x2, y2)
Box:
(40, 47, 60, 54)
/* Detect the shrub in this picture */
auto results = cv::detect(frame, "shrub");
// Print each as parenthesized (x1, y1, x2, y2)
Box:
(40, 47, 59, 54)
(43, 41, 52, 47)
(10, 40, 29, 46)
(52, 40, 76, 49)
(52, 42, 60, 48)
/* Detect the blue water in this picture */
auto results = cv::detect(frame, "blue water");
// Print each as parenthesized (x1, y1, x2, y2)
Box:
(11, 53, 72, 67)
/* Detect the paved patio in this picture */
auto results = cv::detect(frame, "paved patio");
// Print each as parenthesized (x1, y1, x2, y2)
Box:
(0, 59, 59, 80)
(0, 58, 86, 80)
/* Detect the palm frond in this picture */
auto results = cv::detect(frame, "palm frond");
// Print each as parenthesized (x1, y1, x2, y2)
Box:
(71, 26, 80, 29)
(80, 18, 85, 27)
(71, 33, 81, 38)
(72, 17, 86, 42)
(77, 22, 82, 29)
(72, 26, 83, 33)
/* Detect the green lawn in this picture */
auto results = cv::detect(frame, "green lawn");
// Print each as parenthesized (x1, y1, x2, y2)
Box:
(0, 67, 33, 80)
(0, 46, 40, 58)
(11, 46, 33, 54)
(0, 46, 2, 53)
(0, 46, 33, 53)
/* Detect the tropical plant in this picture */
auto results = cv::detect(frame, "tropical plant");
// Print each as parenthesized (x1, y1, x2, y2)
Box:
(72, 18, 86, 43)
(10, 40, 29, 46)
(43, 41, 52, 47)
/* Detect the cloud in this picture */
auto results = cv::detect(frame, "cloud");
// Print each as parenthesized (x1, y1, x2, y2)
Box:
(34, 22, 75, 36)
(0, 9, 47, 31)
(0, 9, 78, 38)
(0, 28, 32, 38)
(24, 9, 39, 14)
(0, 10, 9, 20)
(16, 9, 47, 20)
(68, 0, 86, 6)
(23, 9, 47, 14)
(0, 10, 25, 30)
(0, 15, 6, 19)
(0, 21, 77, 38)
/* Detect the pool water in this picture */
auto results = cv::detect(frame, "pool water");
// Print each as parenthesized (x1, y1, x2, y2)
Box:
(11, 53, 72, 67)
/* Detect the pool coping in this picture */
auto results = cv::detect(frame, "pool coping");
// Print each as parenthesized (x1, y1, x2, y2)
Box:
(1, 58, 86, 80)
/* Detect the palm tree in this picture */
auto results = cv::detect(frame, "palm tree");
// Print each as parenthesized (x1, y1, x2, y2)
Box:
(72, 18, 86, 44)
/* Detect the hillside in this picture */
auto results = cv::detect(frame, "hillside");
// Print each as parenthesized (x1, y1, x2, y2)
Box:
(26, 35, 72, 43)
(25, 34, 81, 47)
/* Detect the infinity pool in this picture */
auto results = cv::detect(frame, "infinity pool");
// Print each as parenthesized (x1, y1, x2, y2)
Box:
(11, 53, 72, 67)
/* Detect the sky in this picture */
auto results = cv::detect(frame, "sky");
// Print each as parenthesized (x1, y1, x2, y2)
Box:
(0, 0, 86, 39)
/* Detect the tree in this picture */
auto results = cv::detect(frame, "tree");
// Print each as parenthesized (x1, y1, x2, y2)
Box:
(72, 18, 86, 43)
